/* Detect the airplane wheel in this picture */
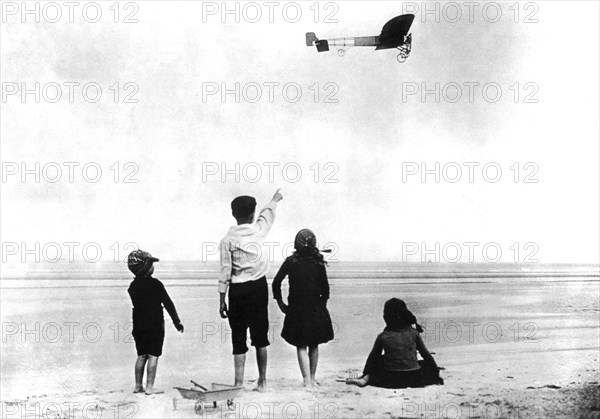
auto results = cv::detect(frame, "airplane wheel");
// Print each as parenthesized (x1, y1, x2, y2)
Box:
(195, 402, 204, 415)
(337, 49, 345, 57)
(397, 53, 407, 63)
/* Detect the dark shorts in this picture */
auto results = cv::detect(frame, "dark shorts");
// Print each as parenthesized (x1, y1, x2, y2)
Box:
(132, 326, 165, 357)
(228, 276, 269, 355)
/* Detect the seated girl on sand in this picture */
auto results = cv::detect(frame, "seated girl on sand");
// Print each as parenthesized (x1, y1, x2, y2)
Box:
(346, 298, 443, 389)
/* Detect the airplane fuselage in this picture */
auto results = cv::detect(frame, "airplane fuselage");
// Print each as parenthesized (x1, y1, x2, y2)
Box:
(324, 36, 379, 47)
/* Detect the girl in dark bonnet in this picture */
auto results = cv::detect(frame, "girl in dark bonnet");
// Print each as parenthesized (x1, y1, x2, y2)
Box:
(272, 229, 334, 387)
(346, 298, 443, 389)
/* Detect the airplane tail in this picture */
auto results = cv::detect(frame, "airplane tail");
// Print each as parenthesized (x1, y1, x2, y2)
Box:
(316, 40, 329, 52)
(306, 32, 330, 52)
(306, 32, 318, 46)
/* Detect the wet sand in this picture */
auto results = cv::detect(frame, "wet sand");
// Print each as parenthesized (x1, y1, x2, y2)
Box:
(1, 274, 599, 418)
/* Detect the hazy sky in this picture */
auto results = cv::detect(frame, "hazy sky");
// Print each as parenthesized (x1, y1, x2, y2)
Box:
(1, 1, 599, 265)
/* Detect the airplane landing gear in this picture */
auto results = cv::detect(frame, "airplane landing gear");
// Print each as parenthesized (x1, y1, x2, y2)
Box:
(396, 33, 412, 63)
(337, 49, 346, 57)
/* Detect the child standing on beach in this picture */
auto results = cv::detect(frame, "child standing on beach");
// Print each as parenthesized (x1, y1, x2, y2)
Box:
(346, 298, 443, 389)
(127, 249, 184, 395)
(272, 229, 334, 388)
(219, 189, 283, 392)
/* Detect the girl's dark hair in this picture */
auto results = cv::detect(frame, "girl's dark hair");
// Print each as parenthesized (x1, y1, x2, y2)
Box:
(291, 229, 327, 266)
(383, 298, 424, 333)
(292, 246, 327, 266)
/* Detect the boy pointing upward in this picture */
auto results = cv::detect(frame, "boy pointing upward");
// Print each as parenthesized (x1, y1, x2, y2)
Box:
(219, 189, 283, 392)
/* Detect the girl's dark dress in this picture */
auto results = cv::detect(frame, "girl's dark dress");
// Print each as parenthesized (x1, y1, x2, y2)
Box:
(272, 255, 334, 347)
(363, 327, 443, 389)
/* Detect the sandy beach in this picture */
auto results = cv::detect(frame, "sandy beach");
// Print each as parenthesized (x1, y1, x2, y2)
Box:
(1, 264, 598, 418)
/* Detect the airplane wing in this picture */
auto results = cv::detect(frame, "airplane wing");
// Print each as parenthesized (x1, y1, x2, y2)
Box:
(375, 14, 414, 50)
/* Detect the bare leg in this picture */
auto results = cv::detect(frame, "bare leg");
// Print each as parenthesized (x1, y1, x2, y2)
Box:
(234, 354, 246, 387)
(348, 351, 380, 387)
(256, 347, 267, 392)
(308, 346, 319, 386)
(145, 356, 164, 394)
(296, 346, 311, 387)
(134, 355, 147, 393)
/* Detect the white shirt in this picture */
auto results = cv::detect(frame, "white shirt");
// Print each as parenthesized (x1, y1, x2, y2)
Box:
(218, 201, 277, 293)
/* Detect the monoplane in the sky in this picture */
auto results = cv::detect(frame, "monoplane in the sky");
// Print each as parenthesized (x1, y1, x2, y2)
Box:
(306, 14, 415, 63)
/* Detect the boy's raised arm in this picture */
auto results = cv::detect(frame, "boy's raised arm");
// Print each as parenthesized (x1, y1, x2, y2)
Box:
(256, 189, 283, 234)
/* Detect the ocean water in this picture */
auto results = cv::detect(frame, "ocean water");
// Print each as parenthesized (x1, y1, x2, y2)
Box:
(0, 261, 598, 288)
